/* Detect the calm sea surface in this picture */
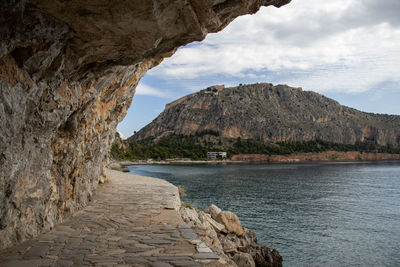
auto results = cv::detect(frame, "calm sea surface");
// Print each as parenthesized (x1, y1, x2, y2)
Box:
(127, 162, 400, 267)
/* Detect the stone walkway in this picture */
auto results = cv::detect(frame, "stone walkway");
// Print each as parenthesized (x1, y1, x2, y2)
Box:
(0, 169, 220, 267)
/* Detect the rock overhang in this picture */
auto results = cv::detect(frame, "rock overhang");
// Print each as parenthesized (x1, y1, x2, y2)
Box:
(0, 0, 291, 249)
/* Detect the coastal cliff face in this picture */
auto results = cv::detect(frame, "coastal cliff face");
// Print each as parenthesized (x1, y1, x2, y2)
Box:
(0, 0, 291, 249)
(131, 83, 400, 146)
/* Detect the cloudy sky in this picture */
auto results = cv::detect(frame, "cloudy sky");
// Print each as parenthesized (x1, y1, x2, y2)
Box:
(117, 0, 400, 138)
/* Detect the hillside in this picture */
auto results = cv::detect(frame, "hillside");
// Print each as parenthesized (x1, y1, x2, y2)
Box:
(129, 83, 400, 148)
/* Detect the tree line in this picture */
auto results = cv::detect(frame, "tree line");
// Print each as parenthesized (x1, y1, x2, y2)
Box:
(110, 134, 400, 161)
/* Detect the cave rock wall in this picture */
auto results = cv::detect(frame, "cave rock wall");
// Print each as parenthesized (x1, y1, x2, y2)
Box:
(0, 0, 290, 249)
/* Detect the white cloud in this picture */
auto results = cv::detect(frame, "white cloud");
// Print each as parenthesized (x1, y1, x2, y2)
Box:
(150, 0, 400, 94)
(284, 23, 400, 93)
(135, 83, 171, 98)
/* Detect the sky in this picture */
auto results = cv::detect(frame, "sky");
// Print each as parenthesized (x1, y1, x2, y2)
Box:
(117, 0, 400, 139)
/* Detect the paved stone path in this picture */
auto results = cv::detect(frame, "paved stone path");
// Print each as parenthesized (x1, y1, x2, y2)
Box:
(0, 169, 220, 267)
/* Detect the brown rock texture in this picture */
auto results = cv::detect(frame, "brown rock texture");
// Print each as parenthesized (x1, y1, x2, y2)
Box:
(231, 151, 400, 162)
(216, 211, 244, 236)
(0, 0, 291, 249)
(131, 83, 400, 146)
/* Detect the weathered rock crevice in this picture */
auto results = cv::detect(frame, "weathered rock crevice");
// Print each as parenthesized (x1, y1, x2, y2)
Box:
(0, 0, 291, 249)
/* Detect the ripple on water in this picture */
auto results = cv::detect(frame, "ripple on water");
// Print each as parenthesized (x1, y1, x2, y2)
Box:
(128, 162, 400, 267)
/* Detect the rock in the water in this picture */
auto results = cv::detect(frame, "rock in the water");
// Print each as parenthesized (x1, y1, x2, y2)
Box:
(251, 246, 283, 267)
(216, 211, 244, 236)
(232, 252, 256, 267)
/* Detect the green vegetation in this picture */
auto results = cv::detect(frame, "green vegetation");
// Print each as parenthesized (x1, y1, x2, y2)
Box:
(110, 134, 209, 160)
(110, 134, 400, 161)
(181, 202, 193, 209)
(229, 138, 400, 156)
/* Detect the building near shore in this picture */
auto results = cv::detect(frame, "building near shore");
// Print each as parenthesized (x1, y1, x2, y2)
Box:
(207, 151, 227, 159)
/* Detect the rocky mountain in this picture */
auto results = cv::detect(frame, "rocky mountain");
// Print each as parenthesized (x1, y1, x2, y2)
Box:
(130, 83, 400, 147)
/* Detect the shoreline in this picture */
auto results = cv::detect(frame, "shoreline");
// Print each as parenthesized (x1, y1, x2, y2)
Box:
(1, 169, 235, 266)
(110, 169, 283, 266)
(114, 151, 400, 167)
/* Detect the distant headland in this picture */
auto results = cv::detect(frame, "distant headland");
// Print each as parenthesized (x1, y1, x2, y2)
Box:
(112, 83, 400, 162)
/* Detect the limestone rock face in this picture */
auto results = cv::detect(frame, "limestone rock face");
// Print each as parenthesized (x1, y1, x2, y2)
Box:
(204, 213, 227, 234)
(204, 204, 223, 220)
(131, 83, 400, 146)
(216, 211, 244, 236)
(0, 0, 291, 249)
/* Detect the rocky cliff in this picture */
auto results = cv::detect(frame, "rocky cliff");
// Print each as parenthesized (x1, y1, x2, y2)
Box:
(131, 83, 400, 147)
(0, 0, 291, 249)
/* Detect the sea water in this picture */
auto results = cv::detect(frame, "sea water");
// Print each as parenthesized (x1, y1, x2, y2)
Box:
(128, 162, 400, 266)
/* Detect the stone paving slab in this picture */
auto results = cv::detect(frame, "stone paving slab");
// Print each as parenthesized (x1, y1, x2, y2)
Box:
(0, 169, 220, 267)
